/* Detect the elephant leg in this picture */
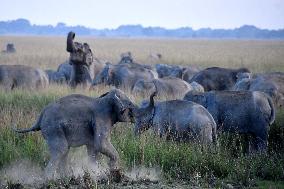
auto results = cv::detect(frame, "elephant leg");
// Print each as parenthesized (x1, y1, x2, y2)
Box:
(86, 144, 100, 164)
(251, 136, 267, 153)
(58, 148, 70, 177)
(45, 136, 69, 180)
(99, 139, 121, 182)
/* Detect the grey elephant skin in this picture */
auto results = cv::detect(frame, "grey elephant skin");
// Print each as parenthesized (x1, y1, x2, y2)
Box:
(234, 72, 284, 107)
(66, 31, 95, 88)
(155, 64, 185, 78)
(45, 69, 66, 84)
(190, 67, 250, 91)
(134, 93, 217, 144)
(0, 65, 48, 90)
(183, 90, 275, 152)
(47, 59, 105, 85)
(182, 66, 201, 83)
(13, 89, 137, 182)
(132, 77, 203, 99)
(57, 61, 72, 82)
(92, 59, 157, 90)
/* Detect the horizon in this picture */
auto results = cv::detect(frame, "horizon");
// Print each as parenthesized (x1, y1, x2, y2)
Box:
(0, 0, 284, 30)
(1, 18, 284, 31)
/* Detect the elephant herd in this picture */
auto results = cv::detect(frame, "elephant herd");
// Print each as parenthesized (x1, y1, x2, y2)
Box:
(9, 32, 284, 181)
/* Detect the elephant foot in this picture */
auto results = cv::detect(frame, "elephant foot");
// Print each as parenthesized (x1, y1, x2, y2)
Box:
(110, 169, 122, 183)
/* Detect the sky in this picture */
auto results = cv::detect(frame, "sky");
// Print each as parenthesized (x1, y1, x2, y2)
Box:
(0, 0, 284, 29)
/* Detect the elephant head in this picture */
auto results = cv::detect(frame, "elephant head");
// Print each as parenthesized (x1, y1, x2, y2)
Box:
(100, 89, 137, 123)
(119, 52, 133, 64)
(66, 31, 94, 88)
(134, 92, 157, 135)
(67, 32, 93, 66)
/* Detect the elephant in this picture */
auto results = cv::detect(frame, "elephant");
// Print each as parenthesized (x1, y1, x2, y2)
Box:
(92, 61, 158, 90)
(132, 77, 204, 99)
(133, 92, 217, 144)
(66, 31, 95, 88)
(155, 64, 185, 78)
(233, 72, 284, 107)
(2, 43, 16, 53)
(189, 67, 250, 91)
(57, 61, 72, 82)
(148, 53, 162, 63)
(45, 69, 66, 84)
(0, 65, 49, 90)
(183, 90, 275, 152)
(119, 52, 134, 64)
(13, 89, 137, 182)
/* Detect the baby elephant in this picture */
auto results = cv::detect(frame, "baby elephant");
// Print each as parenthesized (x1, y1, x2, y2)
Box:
(184, 90, 275, 153)
(13, 89, 136, 182)
(134, 92, 217, 145)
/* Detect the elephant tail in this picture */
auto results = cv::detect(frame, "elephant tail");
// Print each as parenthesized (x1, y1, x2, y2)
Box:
(206, 111, 217, 145)
(12, 111, 43, 133)
(267, 95, 276, 125)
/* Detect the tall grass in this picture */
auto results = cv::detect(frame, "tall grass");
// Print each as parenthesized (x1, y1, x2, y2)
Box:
(0, 36, 284, 187)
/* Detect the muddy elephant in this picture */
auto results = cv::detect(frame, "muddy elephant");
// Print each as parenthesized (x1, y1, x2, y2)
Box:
(132, 77, 204, 99)
(134, 92, 217, 144)
(92, 61, 158, 90)
(183, 90, 275, 152)
(13, 89, 137, 182)
(0, 65, 48, 90)
(190, 67, 250, 91)
(66, 31, 95, 88)
(233, 72, 284, 107)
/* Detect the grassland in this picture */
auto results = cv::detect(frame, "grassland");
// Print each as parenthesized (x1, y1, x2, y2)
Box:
(0, 36, 284, 188)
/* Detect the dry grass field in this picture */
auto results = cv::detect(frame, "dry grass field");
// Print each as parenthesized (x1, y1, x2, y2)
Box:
(0, 36, 284, 188)
(1, 36, 284, 72)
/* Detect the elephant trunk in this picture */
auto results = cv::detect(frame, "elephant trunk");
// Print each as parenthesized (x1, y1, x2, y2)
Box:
(148, 91, 157, 108)
(66, 31, 75, 53)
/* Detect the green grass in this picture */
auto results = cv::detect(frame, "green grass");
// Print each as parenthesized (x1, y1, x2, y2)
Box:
(0, 89, 283, 187)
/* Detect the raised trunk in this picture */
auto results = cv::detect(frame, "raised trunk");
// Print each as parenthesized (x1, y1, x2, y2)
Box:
(66, 31, 75, 53)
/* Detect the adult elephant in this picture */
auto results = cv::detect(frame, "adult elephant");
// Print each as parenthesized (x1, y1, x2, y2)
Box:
(92, 61, 158, 90)
(0, 65, 48, 90)
(13, 89, 137, 182)
(132, 77, 204, 99)
(233, 72, 284, 107)
(183, 90, 275, 153)
(190, 67, 250, 91)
